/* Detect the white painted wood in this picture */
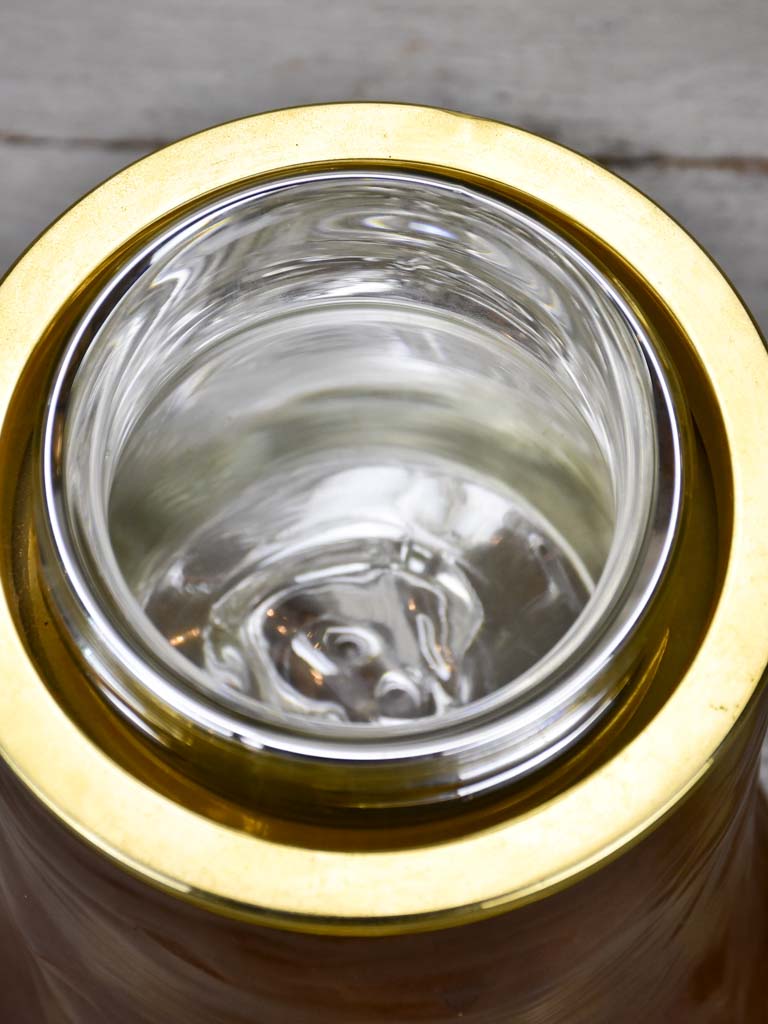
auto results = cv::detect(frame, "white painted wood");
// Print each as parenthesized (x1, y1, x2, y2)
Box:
(2, 0, 766, 156)
(1, 0, 766, 331)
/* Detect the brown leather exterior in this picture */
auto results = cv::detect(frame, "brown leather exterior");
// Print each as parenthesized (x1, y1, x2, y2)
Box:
(1, 705, 766, 1023)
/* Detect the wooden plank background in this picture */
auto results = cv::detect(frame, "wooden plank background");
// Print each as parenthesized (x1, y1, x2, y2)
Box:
(2, 0, 767, 332)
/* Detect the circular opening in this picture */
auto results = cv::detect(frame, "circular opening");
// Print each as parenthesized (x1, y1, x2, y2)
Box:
(40, 171, 682, 806)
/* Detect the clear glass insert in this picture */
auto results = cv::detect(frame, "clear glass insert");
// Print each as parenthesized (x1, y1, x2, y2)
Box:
(41, 171, 681, 807)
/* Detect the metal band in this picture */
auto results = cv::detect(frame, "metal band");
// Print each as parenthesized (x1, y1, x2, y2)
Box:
(0, 104, 766, 932)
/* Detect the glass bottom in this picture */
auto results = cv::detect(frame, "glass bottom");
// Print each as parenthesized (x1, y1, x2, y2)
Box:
(110, 301, 598, 728)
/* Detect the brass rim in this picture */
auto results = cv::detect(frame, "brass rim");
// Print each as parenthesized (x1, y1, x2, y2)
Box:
(0, 103, 767, 933)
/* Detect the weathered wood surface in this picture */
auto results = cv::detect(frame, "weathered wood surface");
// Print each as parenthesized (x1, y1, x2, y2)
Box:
(2, 0, 767, 328)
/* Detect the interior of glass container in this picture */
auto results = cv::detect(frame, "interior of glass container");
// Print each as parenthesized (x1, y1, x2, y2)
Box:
(43, 171, 676, 766)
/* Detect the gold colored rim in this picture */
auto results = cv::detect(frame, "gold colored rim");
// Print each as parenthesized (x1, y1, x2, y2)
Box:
(1, 103, 767, 934)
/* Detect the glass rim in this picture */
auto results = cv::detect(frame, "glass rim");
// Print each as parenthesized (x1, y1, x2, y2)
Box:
(38, 169, 684, 776)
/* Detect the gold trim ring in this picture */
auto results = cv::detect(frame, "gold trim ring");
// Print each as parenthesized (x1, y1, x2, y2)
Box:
(1, 104, 767, 934)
